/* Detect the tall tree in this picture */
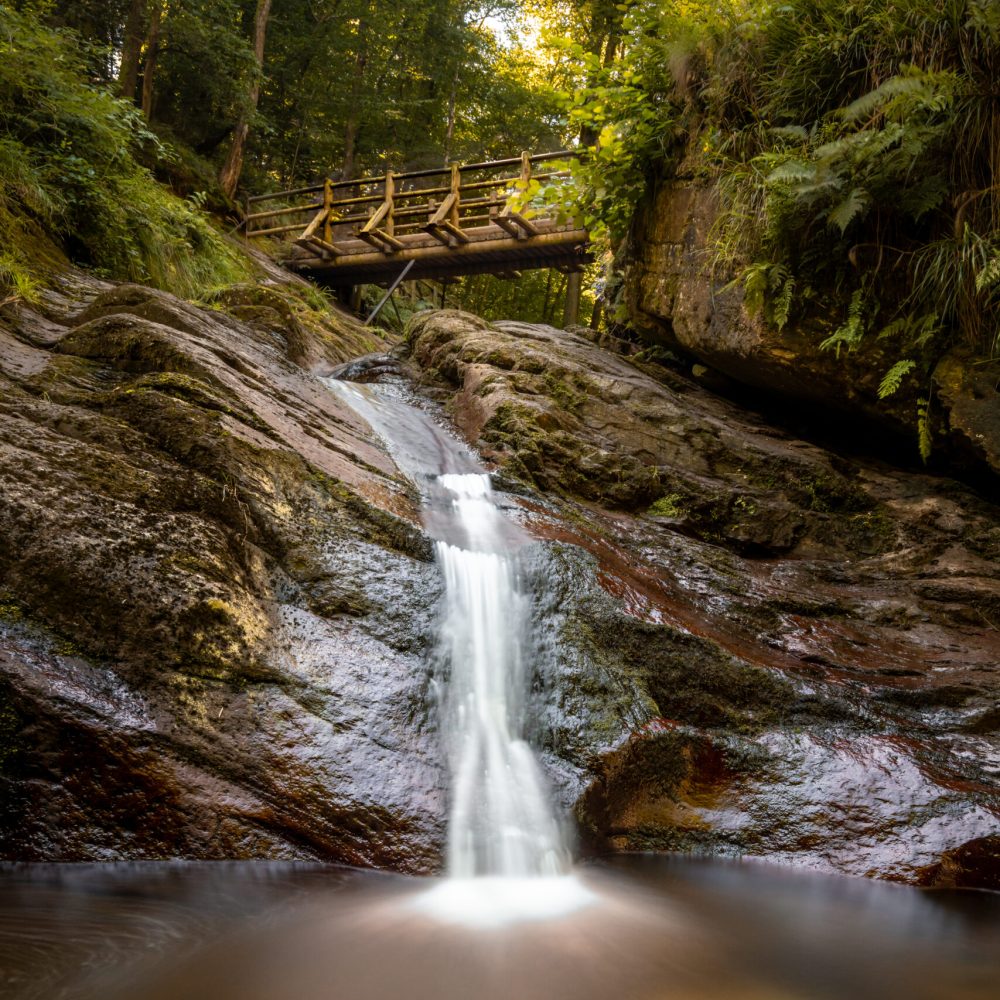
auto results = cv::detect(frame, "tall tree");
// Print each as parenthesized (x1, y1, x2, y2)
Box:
(340, 14, 369, 180)
(117, 0, 148, 101)
(141, 1, 163, 118)
(219, 0, 273, 198)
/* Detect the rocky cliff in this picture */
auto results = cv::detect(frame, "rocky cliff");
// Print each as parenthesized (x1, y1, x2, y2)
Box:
(408, 310, 1000, 887)
(620, 176, 1000, 482)
(1, 283, 997, 888)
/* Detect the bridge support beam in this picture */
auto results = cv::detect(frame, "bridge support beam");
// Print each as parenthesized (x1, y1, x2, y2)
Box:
(562, 270, 582, 328)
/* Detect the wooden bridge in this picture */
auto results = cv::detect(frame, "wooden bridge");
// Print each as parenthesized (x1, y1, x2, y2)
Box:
(245, 150, 591, 320)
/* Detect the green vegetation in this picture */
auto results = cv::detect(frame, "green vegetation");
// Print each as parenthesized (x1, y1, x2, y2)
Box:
(556, 0, 1000, 413)
(0, 7, 249, 301)
(647, 493, 686, 518)
(2, 1, 574, 320)
(5, 0, 1000, 414)
(15, 1, 565, 190)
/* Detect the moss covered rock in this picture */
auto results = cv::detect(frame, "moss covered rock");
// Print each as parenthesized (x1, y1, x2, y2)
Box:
(0, 274, 444, 869)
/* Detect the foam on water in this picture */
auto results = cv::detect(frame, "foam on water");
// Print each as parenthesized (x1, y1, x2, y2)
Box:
(408, 875, 598, 928)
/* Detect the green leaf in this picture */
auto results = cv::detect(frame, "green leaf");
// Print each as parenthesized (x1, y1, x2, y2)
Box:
(878, 359, 916, 398)
(828, 188, 870, 233)
(975, 257, 1000, 294)
(765, 159, 815, 184)
(917, 398, 933, 463)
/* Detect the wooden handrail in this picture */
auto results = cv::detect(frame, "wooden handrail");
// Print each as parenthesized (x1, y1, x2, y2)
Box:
(246, 148, 580, 250)
(247, 150, 575, 204)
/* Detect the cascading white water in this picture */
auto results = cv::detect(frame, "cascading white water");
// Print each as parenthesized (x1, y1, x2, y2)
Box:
(434, 474, 567, 878)
(326, 376, 593, 922)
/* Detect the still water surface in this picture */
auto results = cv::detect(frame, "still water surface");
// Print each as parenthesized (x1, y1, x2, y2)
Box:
(1, 857, 997, 1000)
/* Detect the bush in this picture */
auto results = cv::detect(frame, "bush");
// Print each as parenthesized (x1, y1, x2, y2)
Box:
(558, 0, 1000, 412)
(0, 6, 249, 302)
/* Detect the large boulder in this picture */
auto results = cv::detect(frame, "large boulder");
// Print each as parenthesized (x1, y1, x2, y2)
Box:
(407, 310, 1000, 885)
(620, 177, 1000, 479)
(0, 276, 444, 870)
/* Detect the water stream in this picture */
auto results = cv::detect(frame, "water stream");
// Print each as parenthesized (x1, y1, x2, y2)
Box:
(434, 473, 565, 878)
(328, 377, 591, 921)
(1, 371, 998, 999)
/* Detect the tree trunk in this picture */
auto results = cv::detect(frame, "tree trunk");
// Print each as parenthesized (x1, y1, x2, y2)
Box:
(140, 2, 162, 119)
(117, 0, 147, 103)
(340, 19, 369, 181)
(219, 0, 274, 200)
(443, 68, 459, 165)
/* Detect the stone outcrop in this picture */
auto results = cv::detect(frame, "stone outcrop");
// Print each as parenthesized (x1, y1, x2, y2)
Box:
(2, 280, 997, 888)
(621, 177, 1000, 479)
(407, 310, 1000, 885)
(0, 274, 444, 870)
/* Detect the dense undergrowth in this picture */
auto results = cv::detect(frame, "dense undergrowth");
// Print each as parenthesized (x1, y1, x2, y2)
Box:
(0, 7, 248, 303)
(557, 0, 1000, 428)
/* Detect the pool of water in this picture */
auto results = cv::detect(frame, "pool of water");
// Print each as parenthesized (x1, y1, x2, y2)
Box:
(1, 856, 997, 1000)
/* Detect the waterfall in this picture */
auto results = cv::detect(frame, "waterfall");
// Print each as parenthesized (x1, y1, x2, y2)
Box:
(327, 376, 592, 923)
(434, 474, 567, 878)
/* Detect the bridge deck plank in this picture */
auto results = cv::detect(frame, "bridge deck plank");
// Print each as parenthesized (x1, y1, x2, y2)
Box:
(288, 219, 590, 287)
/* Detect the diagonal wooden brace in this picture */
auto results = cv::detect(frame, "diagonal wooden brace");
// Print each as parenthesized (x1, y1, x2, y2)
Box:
(357, 228, 404, 253)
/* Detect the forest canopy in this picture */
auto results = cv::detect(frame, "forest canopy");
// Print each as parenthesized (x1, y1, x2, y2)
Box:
(2, 0, 998, 409)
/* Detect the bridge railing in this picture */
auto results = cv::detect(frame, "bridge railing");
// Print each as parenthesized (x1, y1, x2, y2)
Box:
(245, 150, 576, 257)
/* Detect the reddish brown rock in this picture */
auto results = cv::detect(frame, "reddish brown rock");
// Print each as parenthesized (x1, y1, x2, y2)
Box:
(407, 310, 1000, 885)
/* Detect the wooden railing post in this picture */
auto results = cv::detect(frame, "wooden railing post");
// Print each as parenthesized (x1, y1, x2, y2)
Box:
(384, 170, 395, 237)
(322, 177, 333, 244)
(493, 149, 540, 240)
(449, 163, 461, 227)
(423, 161, 468, 246)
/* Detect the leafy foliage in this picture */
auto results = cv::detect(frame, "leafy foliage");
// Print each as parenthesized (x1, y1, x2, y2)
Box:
(878, 359, 917, 399)
(554, 0, 1000, 448)
(0, 7, 248, 300)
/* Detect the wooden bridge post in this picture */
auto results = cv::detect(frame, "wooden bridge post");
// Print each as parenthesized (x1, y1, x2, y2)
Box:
(562, 270, 582, 327)
(384, 170, 395, 237)
(449, 163, 461, 227)
(519, 150, 532, 186)
(322, 178, 333, 244)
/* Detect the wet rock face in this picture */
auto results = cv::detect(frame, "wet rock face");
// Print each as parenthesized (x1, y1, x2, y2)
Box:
(408, 309, 892, 557)
(620, 178, 1000, 480)
(408, 310, 1000, 886)
(2, 277, 997, 888)
(0, 275, 445, 870)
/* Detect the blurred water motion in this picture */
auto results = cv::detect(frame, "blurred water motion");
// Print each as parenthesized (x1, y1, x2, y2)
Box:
(1, 856, 997, 1000)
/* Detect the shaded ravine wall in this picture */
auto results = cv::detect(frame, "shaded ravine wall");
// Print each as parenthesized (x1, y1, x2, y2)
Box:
(618, 170, 1000, 482)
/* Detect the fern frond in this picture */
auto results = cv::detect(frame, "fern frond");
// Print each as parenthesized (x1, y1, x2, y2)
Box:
(769, 125, 809, 142)
(878, 359, 916, 398)
(828, 188, 869, 233)
(975, 256, 1000, 294)
(820, 288, 868, 357)
(917, 398, 933, 463)
(876, 317, 912, 341)
(839, 75, 932, 123)
(912, 312, 942, 347)
(897, 174, 948, 220)
(766, 159, 815, 184)
(741, 262, 770, 316)
(772, 276, 795, 329)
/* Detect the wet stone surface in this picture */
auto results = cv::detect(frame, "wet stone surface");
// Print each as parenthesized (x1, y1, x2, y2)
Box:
(0, 275, 443, 870)
(1, 284, 997, 887)
(406, 310, 1000, 886)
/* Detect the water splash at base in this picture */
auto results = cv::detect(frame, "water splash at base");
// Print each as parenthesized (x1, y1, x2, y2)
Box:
(408, 874, 598, 928)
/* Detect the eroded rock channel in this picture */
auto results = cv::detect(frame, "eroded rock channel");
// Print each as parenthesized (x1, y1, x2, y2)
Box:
(1, 283, 997, 888)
